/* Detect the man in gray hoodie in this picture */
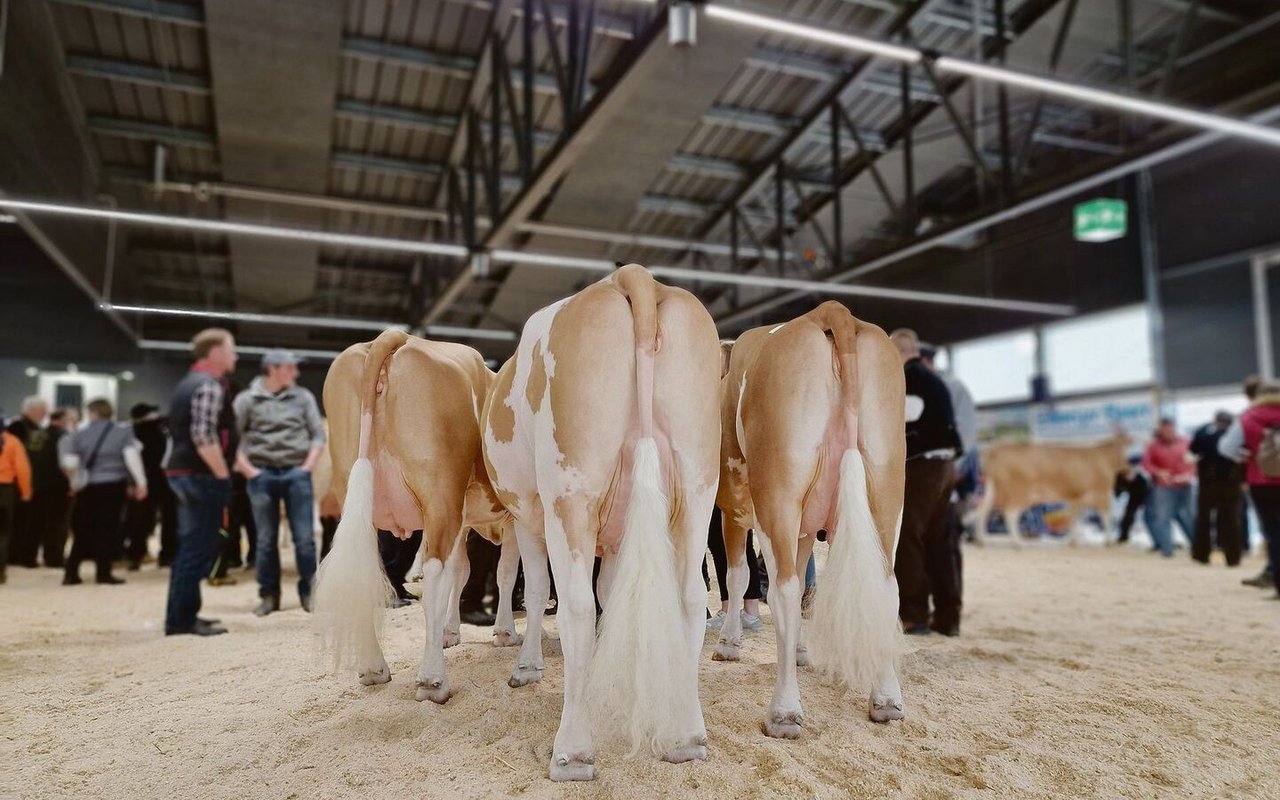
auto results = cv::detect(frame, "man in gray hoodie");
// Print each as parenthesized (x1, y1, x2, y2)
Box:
(233, 350, 325, 616)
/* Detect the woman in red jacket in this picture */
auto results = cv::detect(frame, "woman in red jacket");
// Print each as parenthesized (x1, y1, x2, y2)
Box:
(0, 431, 34, 584)
(1219, 382, 1280, 597)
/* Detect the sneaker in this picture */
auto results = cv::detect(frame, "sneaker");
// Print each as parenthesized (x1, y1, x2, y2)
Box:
(705, 611, 727, 631)
(208, 575, 238, 587)
(166, 620, 228, 637)
(301, 595, 313, 613)
(1242, 571, 1274, 588)
(253, 595, 280, 617)
(741, 612, 764, 631)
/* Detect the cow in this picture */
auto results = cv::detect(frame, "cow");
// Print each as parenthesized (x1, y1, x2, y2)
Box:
(716, 301, 907, 735)
(972, 435, 1129, 546)
(481, 264, 721, 781)
(312, 330, 519, 704)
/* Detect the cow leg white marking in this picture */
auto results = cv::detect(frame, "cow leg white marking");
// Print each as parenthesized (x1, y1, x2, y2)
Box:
(669, 501, 711, 763)
(509, 523, 547, 687)
(546, 532, 597, 782)
(407, 539, 425, 582)
(1065, 503, 1084, 547)
(1005, 507, 1025, 548)
(493, 533, 523, 647)
(870, 662, 906, 723)
(442, 535, 467, 649)
(414, 537, 462, 704)
(757, 533, 804, 739)
(713, 518, 748, 663)
(794, 534, 816, 668)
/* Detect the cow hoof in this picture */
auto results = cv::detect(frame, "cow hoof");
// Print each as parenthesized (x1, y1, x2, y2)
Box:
(508, 665, 543, 688)
(493, 629, 523, 647)
(357, 664, 391, 686)
(549, 753, 595, 782)
(663, 736, 708, 763)
(415, 678, 452, 704)
(869, 694, 905, 723)
(442, 629, 461, 649)
(762, 711, 804, 739)
(795, 647, 811, 667)
(711, 641, 740, 662)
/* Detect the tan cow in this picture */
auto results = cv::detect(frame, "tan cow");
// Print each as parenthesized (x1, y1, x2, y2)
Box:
(717, 302, 907, 734)
(973, 436, 1128, 546)
(481, 264, 720, 781)
(312, 330, 518, 703)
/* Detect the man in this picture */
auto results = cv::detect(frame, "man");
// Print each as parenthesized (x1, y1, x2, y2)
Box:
(1219, 380, 1280, 598)
(1113, 456, 1151, 545)
(918, 342, 974, 633)
(890, 328, 963, 637)
(163, 328, 238, 637)
(122, 404, 175, 570)
(1190, 411, 1244, 566)
(0, 426, 33, 584)
(233, 349, 324, 616)
(25, 408, 78, 568)
(6, 396, 48, 567)
(1141, 418, 1196, 557)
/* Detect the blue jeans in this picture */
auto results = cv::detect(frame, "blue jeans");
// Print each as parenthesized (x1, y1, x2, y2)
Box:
(247, 467, 317, 600)
(165, 474, 232, 632)
(805, 554, 816, 589)
(1149, 485, 1195, 556)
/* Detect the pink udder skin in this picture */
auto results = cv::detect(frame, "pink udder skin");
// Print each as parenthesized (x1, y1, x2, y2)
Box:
(372, 451, 421, 539)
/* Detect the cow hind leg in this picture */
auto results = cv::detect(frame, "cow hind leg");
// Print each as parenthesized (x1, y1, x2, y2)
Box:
(1005, 506, 1026, 548)
(713, 512, 751, 663)
(509, 521, 547, 687)
(442, 536, 468, 649)
(545, 504, 599, 782)
(668, 494, 713, 763)
(755, 509, 804, 739)
(493, 533, 523, 647)
(414, 529, 464, 704)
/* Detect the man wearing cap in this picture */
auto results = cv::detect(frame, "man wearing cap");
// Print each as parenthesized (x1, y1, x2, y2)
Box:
(1190, 410, 1244, 565)
(233, 349, 325, 616)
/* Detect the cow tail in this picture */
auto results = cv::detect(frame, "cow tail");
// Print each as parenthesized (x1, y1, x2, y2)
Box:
(313, 329, 405, 677)
(587, 265, 703, 758)
(807, 305, 903, 704)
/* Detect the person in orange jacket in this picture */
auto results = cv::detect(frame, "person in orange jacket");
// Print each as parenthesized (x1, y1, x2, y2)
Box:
(0, 430, 34, 584)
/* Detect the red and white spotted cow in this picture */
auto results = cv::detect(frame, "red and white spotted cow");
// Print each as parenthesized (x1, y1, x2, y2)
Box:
(481, 264, 721, 781)
(716, 302, 907, 734)
(313, 330, 518, 703)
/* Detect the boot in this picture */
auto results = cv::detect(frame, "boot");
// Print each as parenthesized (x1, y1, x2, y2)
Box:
(1243, 569, 1274, 588)
(253, 595, 280, 617)
(300, 594, 313, 613)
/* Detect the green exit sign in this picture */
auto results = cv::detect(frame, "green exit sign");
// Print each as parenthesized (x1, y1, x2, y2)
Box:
(1074, 198, 1128, 242)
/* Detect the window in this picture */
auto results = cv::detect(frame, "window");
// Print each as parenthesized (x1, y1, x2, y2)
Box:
(951, 332, 1036, 405)
(1043, 305, 1153, 395)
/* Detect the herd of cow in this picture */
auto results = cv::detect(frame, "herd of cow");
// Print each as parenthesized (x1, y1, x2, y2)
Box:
(311, 264, 912, 781)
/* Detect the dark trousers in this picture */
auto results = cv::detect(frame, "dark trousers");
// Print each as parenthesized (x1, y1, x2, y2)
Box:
(67, 481, 128, 582)
(379, 529, 422, 599)
(897, 458, 958, 628)
(704, 511, 762, 602)
(123, 486, 162, 565)
(8, 497, 33, 566)
(1248, 485, 1280, 593)
(31, 489, 72, 567)
(319, 515, 339, 559)
(1195, 479, 1243, 566)
(0, 485, 16, 580)
(1117, 494, 1146, 543)
(165, 475, 231, 632)
(211, 475, 256, 578)
(461, 532, 500, 610)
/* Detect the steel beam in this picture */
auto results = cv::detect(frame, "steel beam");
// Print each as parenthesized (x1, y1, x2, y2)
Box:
(65, 53, 210, 93)
(87, 115, 215, 149)
(53, 0, 202, 26)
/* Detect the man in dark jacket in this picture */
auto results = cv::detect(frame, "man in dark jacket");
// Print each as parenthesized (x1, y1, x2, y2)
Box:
(1191, 410, 1245, 566)
(163, 328, 238, 637)
(6, 396, 48, 567)
(123, 404, 178, 570)
(25, 407, 77, 567)
(890, 328, 963, 637)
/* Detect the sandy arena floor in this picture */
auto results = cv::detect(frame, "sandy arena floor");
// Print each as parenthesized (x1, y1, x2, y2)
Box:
(2, 541, 1278, 799)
